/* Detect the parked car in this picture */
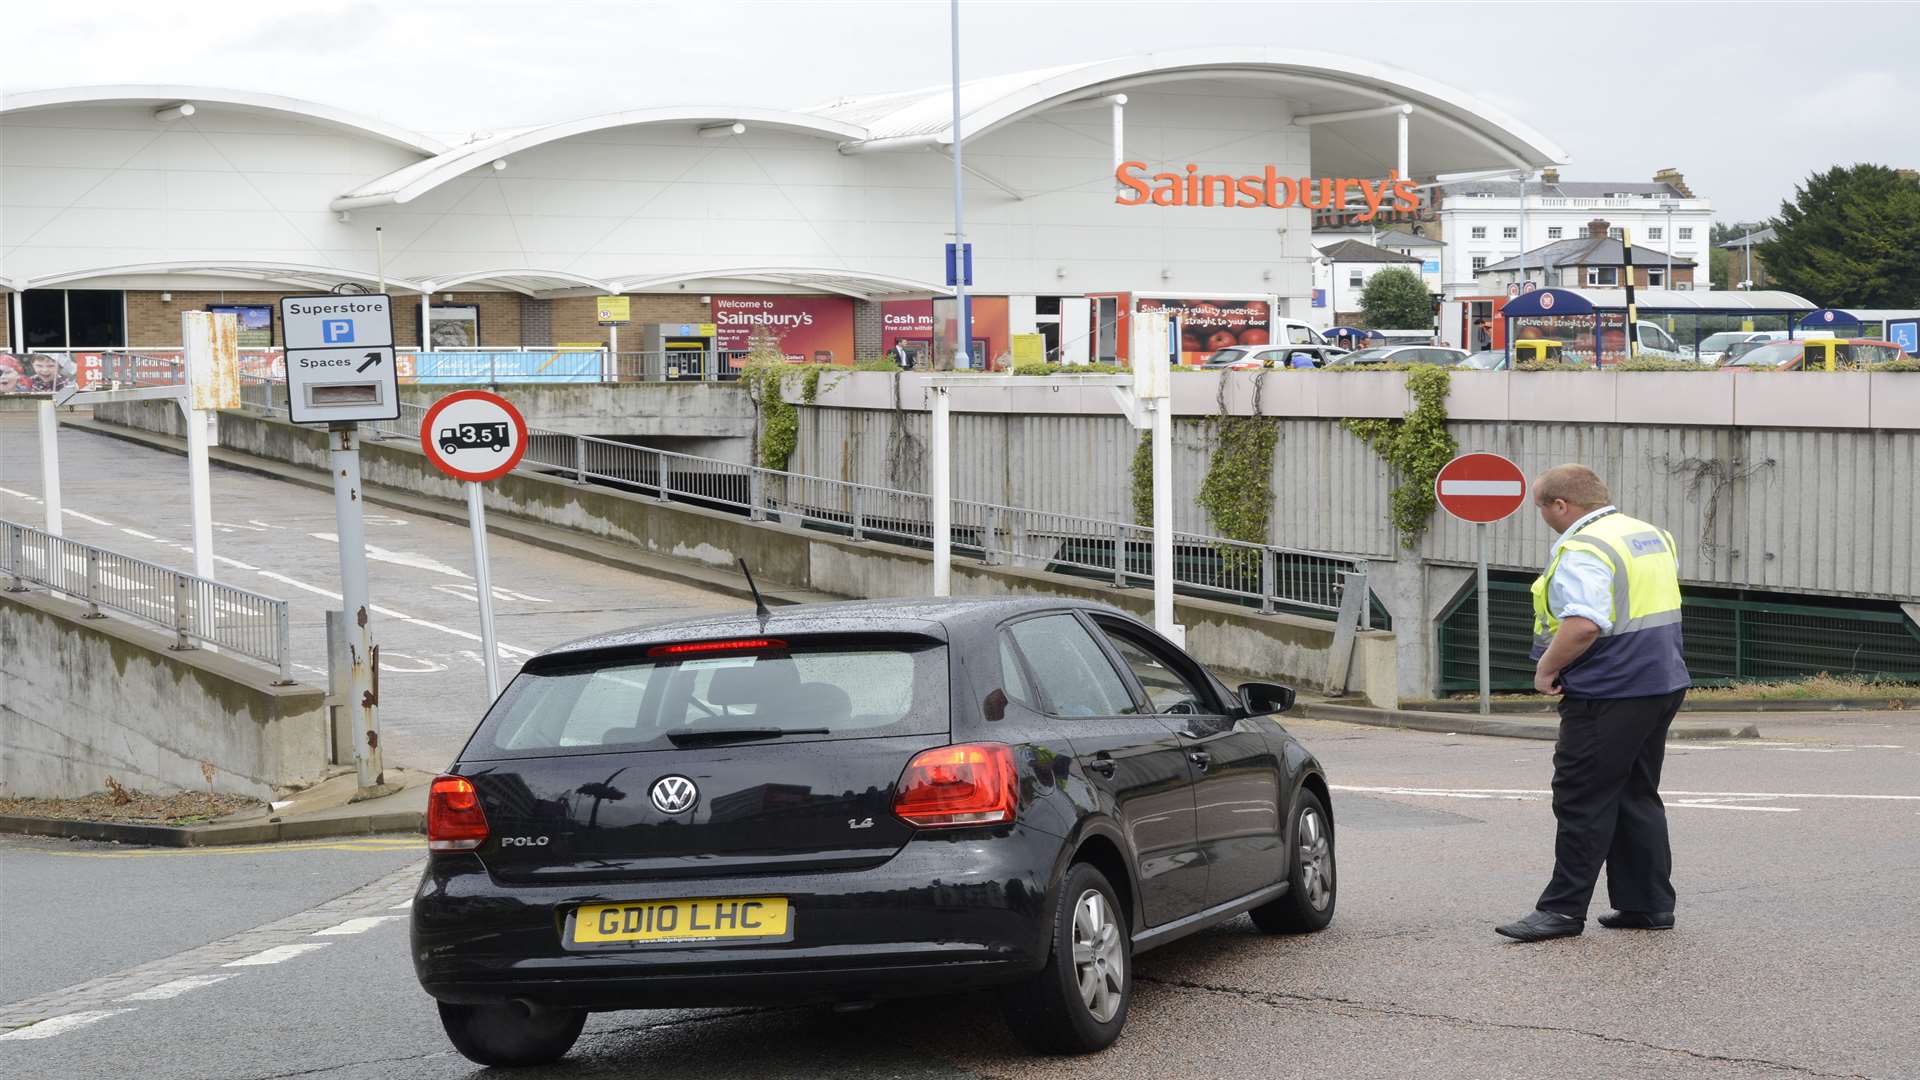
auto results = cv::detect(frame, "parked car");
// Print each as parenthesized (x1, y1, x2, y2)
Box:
(1202, 343, 1349, 369)
(1719, 339, 1908, 371)
(1327, 344, 1468, 367)
(414, 597, 1334, 1066)
(1693, 330, 1783, 366)
(1457, 349, 1508, 370)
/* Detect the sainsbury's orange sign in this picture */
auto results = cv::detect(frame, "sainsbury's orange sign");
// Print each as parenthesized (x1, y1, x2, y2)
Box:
(1114, 161, 1420, 222)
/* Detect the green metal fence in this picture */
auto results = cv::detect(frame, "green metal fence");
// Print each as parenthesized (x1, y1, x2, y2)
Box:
(1437, 576, 1920, 692)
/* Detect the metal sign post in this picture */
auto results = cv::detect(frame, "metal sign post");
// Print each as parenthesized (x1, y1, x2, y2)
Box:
(421, 389, 531, 701)
(280, 295, 401, 792)
(1434, 452, 1529, 714)
(37, 400, 61, 537)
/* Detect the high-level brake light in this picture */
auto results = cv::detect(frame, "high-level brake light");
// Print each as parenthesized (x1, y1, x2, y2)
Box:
(646, 638, 787, 658)
(893, 743, 1018, 827)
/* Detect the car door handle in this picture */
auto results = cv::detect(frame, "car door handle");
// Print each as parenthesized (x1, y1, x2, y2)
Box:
(1087, 757, 1117, 778)
(1187, 750, 1211, 771)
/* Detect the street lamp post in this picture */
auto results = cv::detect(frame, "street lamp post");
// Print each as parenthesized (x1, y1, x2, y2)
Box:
(1659, 201, 1679, 288)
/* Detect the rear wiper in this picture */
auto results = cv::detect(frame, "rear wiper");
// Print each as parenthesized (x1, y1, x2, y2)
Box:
(666, 727, 831, 747)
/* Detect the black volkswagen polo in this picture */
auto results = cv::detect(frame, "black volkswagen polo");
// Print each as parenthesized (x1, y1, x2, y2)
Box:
(413, 597, 1336, 1066)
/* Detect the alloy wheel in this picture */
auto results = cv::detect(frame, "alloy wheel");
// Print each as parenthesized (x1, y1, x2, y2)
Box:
(1070, 889, 1124, 1023)
(1298, 806, 1334, 911)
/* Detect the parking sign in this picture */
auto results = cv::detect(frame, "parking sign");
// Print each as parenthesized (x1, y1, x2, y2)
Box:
(279, 294, 399, 424)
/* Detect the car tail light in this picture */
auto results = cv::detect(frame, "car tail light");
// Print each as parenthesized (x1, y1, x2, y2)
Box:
(427, 775, 489, 851)
(893, 743, 1017, 828)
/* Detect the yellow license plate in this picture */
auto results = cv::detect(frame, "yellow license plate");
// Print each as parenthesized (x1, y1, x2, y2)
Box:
(572, 897, 790, 945)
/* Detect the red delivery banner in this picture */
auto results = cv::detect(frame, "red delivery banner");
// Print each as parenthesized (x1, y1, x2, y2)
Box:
(1136, 296, 1272, 365)
(714, 296, 855, 364)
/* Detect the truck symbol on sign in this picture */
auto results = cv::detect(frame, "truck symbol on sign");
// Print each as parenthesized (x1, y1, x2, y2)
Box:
(440, 423, 511, 454)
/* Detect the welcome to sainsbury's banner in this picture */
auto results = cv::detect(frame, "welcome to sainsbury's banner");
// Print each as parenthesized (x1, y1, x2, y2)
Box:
(714, 296, 854, 364)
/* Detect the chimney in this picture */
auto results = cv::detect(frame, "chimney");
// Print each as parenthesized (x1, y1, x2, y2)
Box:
(1540, 167, 1560, 185)
(1587, 218, 1611, 239)
(1652, 167, 1693, 197)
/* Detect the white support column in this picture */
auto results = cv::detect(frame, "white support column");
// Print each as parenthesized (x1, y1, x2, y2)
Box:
(420, 293, 431, 351)
(37, 400, 62, 538)
(930, 386, 952, 596)
(1396, 108, 1409, 180)
(183, 400, 215, 580)
(9, 291, 23, 353)
(1150, 398, 1174, 639)
(1112, 96, 1126, 181)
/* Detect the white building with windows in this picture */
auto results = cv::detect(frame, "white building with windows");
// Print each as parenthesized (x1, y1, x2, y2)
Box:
(1436, 168, 1712, 299)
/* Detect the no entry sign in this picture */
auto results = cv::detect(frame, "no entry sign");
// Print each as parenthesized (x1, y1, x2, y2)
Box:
(421, 390, 529, 483)
(1435, 452, 1528, 524)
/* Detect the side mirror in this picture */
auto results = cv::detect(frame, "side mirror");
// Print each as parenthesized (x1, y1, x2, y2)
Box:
(1237, 681, 1296, 717)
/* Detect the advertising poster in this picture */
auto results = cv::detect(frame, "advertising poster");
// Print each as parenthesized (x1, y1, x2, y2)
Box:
(1511, 312, 1627, 366)
(969, 295, 1010, 370)
(713, 295, 855, 364)
(1137, 296, 1273, 365)
(209, 304, 274, 348)
(428, 305, 480, 349)
(881, 300, 933, 353)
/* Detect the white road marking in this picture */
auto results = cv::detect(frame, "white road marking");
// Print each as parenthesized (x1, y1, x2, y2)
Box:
(245, 519, 286, 529)
(1670, 801, 1798, 813)
(1438, 479, 1523, 496)
(0, 1010, 132, 1040)
(120, 974, 233, 1001)
(119, 527, 161, 540)
(254, 570, 537, 657)
(434, 582, 552, 604)
(1334, 783, 1920, 813)
(0, 486, 43, 502)
(61, 508, 117, 527)
(378, 652, 448, 674)
(214, 554, 260, 572)
(223, 943, 330, 967)
(390, 898, 414, 910)
(311, 532, 471, 579)
(312, 916, 404, 936)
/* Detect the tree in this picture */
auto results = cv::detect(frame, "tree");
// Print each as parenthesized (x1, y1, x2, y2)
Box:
(1359, 267, 1434, 329)
(1759, 165, 1920, 307)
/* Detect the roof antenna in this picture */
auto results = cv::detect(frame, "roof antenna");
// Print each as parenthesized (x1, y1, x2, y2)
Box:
(738, 558, 772, 627)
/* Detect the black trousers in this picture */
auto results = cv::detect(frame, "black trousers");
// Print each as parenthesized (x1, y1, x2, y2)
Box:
(1536, 689, 1686, 917)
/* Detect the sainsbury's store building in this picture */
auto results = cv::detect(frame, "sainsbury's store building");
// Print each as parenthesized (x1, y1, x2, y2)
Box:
(0, 48, 1564, 380)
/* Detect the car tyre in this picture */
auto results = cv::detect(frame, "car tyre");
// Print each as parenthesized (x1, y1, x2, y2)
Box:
(436, 1000, 587, 1067)
(1250, 787, 1336, 934)
(1000, 861, 1129, 1055)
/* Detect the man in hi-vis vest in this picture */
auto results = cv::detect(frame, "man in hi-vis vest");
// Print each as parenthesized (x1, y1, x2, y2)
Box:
(1496, 464, 1690, 942)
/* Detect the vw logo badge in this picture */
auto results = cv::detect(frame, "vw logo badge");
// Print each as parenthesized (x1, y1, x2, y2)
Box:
(650, 775, 698, 814)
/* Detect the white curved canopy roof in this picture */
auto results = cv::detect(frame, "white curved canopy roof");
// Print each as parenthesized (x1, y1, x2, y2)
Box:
(415, 268, 619, 296)
(611, 267, 950, 300)
(25, 261, 426, 294)
(815, 46, 1567, 173)
(332, 107, 870, 210)
(0, 85, 444, 155)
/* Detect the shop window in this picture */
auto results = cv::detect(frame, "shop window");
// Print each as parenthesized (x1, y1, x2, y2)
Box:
(20, 289, 127, 349)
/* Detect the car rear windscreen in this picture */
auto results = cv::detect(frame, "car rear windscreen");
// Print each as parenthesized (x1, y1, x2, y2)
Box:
(461, 640, 948, 760)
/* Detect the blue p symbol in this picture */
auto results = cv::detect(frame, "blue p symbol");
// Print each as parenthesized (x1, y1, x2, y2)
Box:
(323, 319, 355, 343)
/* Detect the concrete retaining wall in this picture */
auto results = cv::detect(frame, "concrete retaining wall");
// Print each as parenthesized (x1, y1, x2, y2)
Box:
(1, 590, 329, 800)
(91, 402, 1398, 706)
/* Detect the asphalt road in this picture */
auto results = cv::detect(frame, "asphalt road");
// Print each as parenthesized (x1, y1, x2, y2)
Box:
(0, 414, 751, 769)
(4, 715, 1916, 1080)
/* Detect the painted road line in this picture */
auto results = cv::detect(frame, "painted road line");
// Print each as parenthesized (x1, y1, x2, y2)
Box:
(224, 943, 331, 967)
(254, 570, 537, 657)
(61, 508, 117, 527)
(121, 975, 234, 1001)
(1334, 784, 1920, 802)
(313, 916, 404, 936)
(390, 898, 414, 910)
(41, 838, 423, 860)
(0, 1010, 132, 1041)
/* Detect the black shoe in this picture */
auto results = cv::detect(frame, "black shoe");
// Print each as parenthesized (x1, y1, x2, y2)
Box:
(1598, 910, 1675, 930)
(1494, 910, 1584, 942)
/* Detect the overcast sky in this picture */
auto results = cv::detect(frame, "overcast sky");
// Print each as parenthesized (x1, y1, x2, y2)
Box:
(5, 0, 1914, 221)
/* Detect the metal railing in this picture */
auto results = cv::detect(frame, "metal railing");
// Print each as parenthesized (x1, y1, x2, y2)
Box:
(2, 519, 293, 681)
(340, 398, 1368, 618)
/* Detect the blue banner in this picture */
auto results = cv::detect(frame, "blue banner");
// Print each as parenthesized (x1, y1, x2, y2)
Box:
(404, 351, 603, 383)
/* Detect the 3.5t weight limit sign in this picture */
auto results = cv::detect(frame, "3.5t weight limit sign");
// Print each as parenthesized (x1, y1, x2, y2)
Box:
(422, 390, 529, 482)
(1435, 452, 1528, 524)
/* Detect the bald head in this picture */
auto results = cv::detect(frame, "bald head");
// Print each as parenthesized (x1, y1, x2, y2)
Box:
(1534, 465, 1612, 532)
(1534, 464, 1612, 510)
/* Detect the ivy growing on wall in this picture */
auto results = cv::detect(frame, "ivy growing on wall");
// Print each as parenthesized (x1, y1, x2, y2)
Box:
(1130, 431, 1153, 526)
(740, 328, 799, 471)
(1341, 365, 1457, 550)
(1195, 370, 1279, 570)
